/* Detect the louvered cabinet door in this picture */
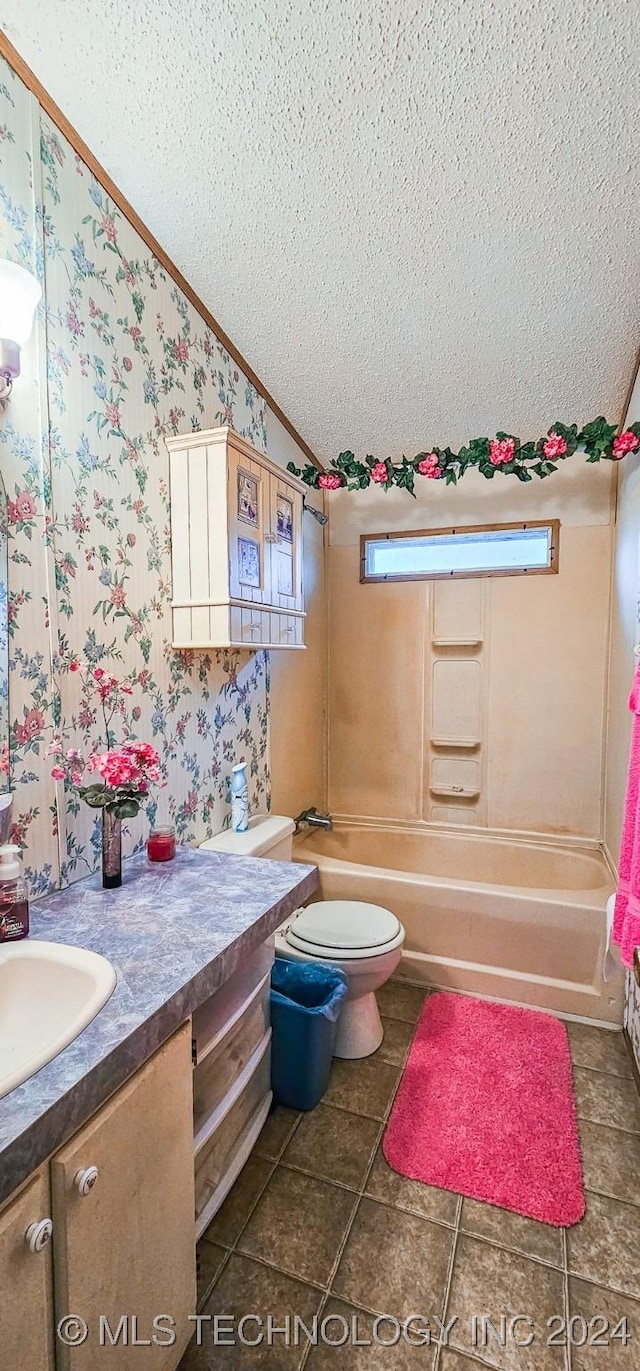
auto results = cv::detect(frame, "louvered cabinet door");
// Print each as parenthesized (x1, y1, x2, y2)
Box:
(0, 1166, 55, 1369)
(51, 1024, 195, 1370)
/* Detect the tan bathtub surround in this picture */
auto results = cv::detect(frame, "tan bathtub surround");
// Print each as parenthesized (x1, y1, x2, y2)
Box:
(328, 460, 614, 839)
(294, 821, 624, 1024)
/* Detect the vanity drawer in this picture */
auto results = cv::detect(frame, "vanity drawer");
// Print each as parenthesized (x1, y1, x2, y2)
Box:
(192, 941, 274, 1063)
(194, 1034, 271, 1226)
(193, 972, 271, 1140)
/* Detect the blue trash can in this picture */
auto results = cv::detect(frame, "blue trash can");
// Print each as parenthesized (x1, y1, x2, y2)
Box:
(270, 958, 348, 1111)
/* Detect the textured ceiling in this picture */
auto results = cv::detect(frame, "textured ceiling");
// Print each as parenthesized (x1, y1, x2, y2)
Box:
(3, 1, 639, 462)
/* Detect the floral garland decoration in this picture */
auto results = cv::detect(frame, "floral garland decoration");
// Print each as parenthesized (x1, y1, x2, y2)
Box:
(287, 417, 640, 495)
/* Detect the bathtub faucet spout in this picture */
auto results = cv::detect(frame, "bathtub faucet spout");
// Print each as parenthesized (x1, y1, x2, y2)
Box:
(294, 807, 333, 833)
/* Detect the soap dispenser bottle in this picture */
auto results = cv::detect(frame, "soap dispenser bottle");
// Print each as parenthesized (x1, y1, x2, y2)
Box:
(0, 844, 29, 942)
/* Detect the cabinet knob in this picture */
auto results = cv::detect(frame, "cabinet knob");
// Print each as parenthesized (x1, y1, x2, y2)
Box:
(265, 534, 276, 543)
(281, 625, 294, 636)
(25, 1219, 53, 1253)
(74, 1166, 99, 1197)
(249, 620, 261, 632)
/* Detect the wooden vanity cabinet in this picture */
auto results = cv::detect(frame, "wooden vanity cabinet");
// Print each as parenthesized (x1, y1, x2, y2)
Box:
(0, 1166, 55, 1369)
(51, 1022, 195, 1369)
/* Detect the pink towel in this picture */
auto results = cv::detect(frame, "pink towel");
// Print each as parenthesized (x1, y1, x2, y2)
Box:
(613, 662, 640, 967)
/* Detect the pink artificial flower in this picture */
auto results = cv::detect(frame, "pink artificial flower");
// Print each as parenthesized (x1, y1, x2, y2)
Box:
(612, 429, 640, 458)
(318, 473, 343, 490)
(417, 452, 442, 479)
(370, 462, 388, 484)
(542, 432, 568, 460)
(69, 660, 82, 672)
(489, 437, 516, 466)
(51, 766, 66, 781)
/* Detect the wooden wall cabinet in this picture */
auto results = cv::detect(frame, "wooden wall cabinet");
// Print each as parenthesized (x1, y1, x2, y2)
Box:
(166, 426, 306, 650)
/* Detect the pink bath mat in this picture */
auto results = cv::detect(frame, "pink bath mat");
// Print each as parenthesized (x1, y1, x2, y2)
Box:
(383, 992, 585, 1226)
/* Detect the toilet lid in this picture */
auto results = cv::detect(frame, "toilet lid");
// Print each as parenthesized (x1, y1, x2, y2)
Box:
(286, 900, 401, 953)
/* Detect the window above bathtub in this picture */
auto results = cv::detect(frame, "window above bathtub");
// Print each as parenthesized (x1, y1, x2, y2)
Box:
(360, 521, 559, 583)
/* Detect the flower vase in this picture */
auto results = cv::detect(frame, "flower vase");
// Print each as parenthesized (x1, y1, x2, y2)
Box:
(230, 762, 249, 833)
(102, 808, 122, 889)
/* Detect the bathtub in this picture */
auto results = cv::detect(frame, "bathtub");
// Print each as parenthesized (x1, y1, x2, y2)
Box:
(294, 821, 624, 1024)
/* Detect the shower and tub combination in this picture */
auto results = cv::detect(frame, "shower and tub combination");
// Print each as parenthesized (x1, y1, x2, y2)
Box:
(294, 818, 622, 1025)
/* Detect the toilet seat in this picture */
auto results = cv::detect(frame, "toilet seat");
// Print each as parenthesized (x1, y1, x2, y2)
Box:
(285, 900, 403, 961)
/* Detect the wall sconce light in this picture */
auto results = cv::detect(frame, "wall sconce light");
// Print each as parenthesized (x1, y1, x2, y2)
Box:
(0, 260, 42, 406)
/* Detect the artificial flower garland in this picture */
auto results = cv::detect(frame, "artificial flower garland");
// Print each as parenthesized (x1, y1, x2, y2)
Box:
(287, 417, 640, 495)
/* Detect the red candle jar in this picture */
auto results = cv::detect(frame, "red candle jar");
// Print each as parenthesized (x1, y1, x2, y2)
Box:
(147, 826, 176, 862)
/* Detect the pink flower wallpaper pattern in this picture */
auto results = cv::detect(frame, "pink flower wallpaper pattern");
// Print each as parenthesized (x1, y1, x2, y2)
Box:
(0, 55, 276, 891)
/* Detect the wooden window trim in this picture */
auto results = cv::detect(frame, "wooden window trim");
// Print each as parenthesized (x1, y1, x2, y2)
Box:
(359, 520, 560, 583)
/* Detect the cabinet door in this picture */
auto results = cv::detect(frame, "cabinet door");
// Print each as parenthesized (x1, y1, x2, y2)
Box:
(227, 446, 271, 605)
(268, 473, 304, 612)
(52, 1024, 195, 1370)
(0, 1167, 55, 1369)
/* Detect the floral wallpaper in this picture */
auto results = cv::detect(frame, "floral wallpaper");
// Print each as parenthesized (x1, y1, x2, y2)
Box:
(0, 55, 277, 892)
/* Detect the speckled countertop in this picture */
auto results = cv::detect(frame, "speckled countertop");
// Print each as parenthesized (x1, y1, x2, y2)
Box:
(0, 847, 317, 1206)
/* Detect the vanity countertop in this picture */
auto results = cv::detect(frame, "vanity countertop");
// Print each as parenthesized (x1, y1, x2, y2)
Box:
(0, 846, 317, 1206)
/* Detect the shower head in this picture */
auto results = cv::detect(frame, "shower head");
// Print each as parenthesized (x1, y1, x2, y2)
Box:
(303, 500, 328, 527)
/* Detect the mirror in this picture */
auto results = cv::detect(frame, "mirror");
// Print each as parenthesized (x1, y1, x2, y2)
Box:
(0, 472, 8, 789)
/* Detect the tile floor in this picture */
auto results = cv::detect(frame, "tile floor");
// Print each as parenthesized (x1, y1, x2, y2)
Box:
(181, 982, 640, 1370)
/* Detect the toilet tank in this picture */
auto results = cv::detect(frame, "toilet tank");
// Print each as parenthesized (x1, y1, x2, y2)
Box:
(199, 815, 295, 861)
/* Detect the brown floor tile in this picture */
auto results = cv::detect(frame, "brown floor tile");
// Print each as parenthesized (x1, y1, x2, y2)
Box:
(567, 1023, 633, 1078)
(365, 1145, 459, 1227)
(323, 1056, 401, 1121)
(254, 1106, 301, 1160)
(237, 1165, 357, 1287)
(376, 1017, 415, 1067)
(332, 1196, 453, 1324)
(578, 1120, 640, 1203)
(282, 1104, 381, 1190)
(569, 1277, 640, 1370)
(459, 1198, 563, 1269)
(182, 1252, 324, 1369)
(446, 1233, 566, 1369)
(203, 1155, 273, 1248)
(573, 1066, 640, 1133)
(376, 981, 429, 1024)
(568, 1190, 640, 1300)
(305, 1297, 437, 1368)
(439, 1354, 487, 1371)
(196, 1238, 227, 1307)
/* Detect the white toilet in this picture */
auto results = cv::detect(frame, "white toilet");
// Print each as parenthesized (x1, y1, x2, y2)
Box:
(200, 815, 405, 1059)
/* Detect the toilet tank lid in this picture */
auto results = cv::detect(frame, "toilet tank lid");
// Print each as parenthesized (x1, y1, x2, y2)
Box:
(199, 814, 295, 858)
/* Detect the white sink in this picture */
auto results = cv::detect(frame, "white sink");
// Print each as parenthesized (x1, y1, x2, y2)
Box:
(0, 941, 117, 1100)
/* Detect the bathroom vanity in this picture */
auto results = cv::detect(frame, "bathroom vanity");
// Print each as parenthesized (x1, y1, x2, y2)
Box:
(0, 847, 317, 1368)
